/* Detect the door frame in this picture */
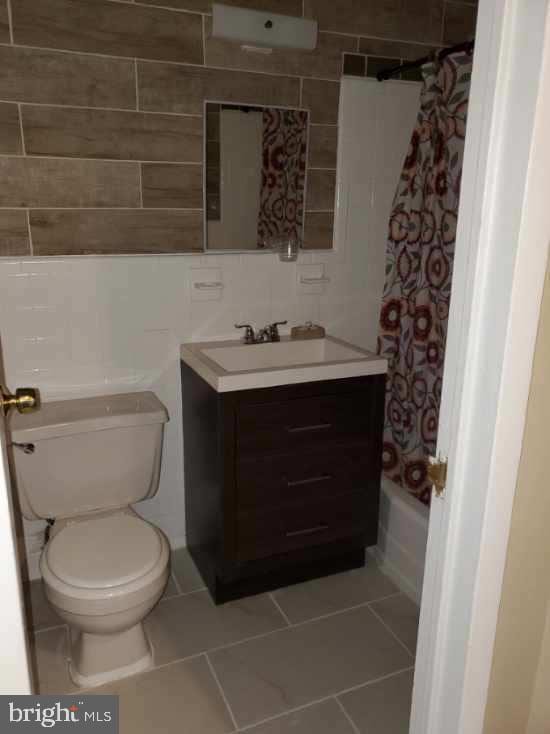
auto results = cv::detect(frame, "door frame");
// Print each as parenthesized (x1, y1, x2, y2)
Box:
(411, 0, 550, 732)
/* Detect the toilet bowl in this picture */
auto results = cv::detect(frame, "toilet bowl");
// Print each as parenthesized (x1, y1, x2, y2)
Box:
(11, 391, 171, 687)
(40, 510, 170, 687)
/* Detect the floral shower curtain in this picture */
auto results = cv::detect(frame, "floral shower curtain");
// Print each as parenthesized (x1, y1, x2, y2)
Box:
(377, 51, 472, 505)
(257, 108, 307, 247)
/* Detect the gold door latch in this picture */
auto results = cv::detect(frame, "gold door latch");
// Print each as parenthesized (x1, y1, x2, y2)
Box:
(0, 385, 40, 416)
(428, 456, 448, 498)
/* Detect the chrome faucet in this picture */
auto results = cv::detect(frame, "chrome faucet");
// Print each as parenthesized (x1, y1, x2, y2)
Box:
(235, 321, 287, 344)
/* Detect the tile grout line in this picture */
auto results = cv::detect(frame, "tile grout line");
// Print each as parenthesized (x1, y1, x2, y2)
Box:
(234, 665, 416, 733)
(169, 570, 182, 596)
(133, 57, 139, 112)
(0, 207, 204, 212)
(46, 589, 411, 693)
(26, 210, 33, 256)
(367, 600, 416, 658)
(201, 13, 206, 67)
(200, 591, 408, 657)
(0, 31, 441, 67)
(0, 153, 203, 165)
(5, 0, 14, 44)
(334, 696, 361, 734)
(4, 100, 202, 118)
(268, 592, 292, 626)
(149, 589, 407, 665)
(33, 622, 67, 635)
(0, 40, 338, 82)
(204, 653, 240, 732)
(17, 95, 32, 256)
(17, 103, 26, 154)
(0, 97, 334, 125)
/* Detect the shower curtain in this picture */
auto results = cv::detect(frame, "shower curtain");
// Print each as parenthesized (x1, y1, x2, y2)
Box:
(257, 108, 307, 247)
(377, 51, 472, 505)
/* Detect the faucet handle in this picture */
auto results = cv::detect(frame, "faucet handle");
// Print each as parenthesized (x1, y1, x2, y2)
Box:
(235, 323, 255, 343)
(268, 320, 288, 341)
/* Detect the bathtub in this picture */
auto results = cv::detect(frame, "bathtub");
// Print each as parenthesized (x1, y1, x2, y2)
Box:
(370, 477, 429, 605)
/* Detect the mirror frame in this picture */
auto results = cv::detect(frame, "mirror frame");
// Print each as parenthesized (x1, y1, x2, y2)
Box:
(203, 99, 311, 255)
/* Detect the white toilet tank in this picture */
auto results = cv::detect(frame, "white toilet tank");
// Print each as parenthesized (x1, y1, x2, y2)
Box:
(10, 391, 169, 521)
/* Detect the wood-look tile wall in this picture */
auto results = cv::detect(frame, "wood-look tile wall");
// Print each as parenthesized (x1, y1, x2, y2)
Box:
(0, 0, 477, 257)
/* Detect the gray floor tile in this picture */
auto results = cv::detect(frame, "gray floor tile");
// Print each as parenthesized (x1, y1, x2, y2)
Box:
(32, 626, 76, 694)
(26, 579, 63, 631)
(209, 605, 412, 728)
(272, 563, 398, 624)
(370, 594, 420, 653)
(90, 656, 234, 734)
(162, 573, 180, 600)
(146, 590, 288, 666)
(171, 547, 206, 593)
(338, 669, 414, 734)
(241, 699, 355, 734)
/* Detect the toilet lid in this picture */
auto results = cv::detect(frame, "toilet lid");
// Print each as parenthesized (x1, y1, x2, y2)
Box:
(46, 513, 163, 589)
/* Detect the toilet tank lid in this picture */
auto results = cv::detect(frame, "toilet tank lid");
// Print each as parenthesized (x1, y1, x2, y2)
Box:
(10, 391, 169, 442)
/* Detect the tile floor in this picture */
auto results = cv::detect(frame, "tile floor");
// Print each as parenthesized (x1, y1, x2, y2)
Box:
(27, 549, 419, 734)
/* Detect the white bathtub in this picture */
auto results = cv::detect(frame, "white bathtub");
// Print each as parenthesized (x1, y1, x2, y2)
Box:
(370, 477, 429, 605)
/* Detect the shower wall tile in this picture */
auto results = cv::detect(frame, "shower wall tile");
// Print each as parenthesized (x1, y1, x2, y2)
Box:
(306, 169, 337, 211)
(443, 2, 478, 44)
(308, 125, 338, 169)
(30, 210, 203, 255)
(359, 37, 438, 60)
(366, 56, 401, 79)
(0, 104, 23, 155)
(0, 158, 141, 208)
(11, 0, 203, 64)
(0, 211, 31, 257)
(138, 62, 301, 116)
(22, 107, 203, 163)
(304, 0, 444, 44)
(0, 1, 9, 43)
(302, 79, 340, 124)
(303, 212, 334, 250)
(141, 164, 203, 209)
(140, 0, 302, 13)
(0, 46, 137, 109)
(343, 53, 367, 77)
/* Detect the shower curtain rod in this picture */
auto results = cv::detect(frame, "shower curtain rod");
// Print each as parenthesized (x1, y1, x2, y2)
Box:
(376, 39, 474, 82)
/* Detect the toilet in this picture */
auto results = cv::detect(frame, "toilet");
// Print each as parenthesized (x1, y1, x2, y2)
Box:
(10, 391, 171, 688)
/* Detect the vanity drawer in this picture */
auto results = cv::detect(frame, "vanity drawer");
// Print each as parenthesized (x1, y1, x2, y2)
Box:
(237, 393, 370, 455)
(236, 491, 367, 561)
(236, 444, 370, 509)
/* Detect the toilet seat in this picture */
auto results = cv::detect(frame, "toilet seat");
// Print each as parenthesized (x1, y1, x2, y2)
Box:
(47, 512, 163, 589)
(40, 512, 170, 616)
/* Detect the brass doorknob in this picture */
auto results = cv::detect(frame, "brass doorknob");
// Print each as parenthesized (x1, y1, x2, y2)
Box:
(0, 386, 40, 416)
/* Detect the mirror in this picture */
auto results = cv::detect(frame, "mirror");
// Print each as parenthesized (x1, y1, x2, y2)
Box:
(204, 101, 309, 252)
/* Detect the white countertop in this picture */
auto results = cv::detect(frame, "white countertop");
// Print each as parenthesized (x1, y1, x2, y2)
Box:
(180, 335, 387, 392)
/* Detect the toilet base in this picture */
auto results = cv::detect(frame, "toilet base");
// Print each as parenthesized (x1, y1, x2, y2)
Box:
(68, 622, 153, 688)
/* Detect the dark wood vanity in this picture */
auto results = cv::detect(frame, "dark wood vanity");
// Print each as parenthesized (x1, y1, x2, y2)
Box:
(181, 363, 385, 603)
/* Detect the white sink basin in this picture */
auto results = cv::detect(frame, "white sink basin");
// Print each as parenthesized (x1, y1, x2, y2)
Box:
(181, 336, 387, 392)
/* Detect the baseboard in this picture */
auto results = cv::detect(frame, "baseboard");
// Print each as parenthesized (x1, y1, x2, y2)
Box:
(371, 546, 423, 606)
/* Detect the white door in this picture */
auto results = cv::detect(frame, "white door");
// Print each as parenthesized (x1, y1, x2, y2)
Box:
(0, 344, 35, 693)
(411, 0, 550, 732)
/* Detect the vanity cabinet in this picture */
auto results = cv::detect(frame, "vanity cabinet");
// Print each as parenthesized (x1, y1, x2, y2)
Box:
(181, 363, 385, 604)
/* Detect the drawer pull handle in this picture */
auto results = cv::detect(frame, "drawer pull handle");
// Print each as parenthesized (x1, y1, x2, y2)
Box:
(286, 524, 329, 538)
(286, 423, 332, 433)
(287, 474, 333, 487)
